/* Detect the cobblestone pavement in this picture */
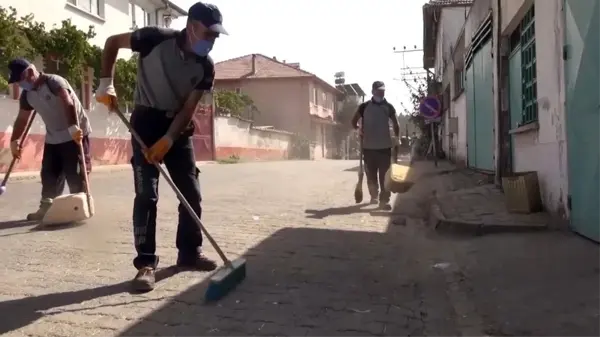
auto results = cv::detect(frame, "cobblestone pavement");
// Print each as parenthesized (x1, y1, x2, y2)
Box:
(0, 160, 597, 336)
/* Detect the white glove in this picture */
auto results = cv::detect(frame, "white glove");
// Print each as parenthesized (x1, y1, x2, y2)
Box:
(95, 77, 117, 111)
(96, 77, 116, 96)
(10, 140, 21, 159)
(68, 125, 83, 143)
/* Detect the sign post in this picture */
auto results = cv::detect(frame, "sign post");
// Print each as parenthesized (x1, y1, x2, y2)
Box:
(419, 96, 441, 167)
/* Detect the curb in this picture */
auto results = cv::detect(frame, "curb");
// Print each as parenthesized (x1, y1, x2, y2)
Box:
(430, 200, 548, 236)
(4, 161, 217, 183)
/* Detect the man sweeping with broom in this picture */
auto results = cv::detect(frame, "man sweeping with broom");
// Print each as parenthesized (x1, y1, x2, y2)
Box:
(6, 58, 92, 220)
(95, 2, 227, 292)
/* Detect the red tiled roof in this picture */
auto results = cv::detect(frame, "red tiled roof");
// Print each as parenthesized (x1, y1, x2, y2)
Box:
(215, 54, 313, 79)
(215, 54, 340, 93)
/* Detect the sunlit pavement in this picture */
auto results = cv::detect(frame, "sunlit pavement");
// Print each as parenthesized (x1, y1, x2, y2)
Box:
(0, 160, 597, 336)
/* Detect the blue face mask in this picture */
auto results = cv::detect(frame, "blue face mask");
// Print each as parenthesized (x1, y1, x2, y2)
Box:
(191, 39, 214, 57)
(189, 26, 215, 57)
(19, 81, 33, 91)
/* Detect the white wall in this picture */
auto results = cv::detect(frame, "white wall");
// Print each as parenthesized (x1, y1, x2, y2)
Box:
(495, 0, 569, 214)
(2, 0, 184, 59)
(434, 7, 470, 79)
(214, 116, 291, 160)
(453, 93, 468, 164)
(3, 0, 132, 59)
(434, 6, 469, 164)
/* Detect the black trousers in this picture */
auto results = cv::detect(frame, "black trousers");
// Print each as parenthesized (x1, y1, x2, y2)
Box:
(40, 136, 91, 202)
(363, 148, 392, 203)
(130, 107, 202, 269)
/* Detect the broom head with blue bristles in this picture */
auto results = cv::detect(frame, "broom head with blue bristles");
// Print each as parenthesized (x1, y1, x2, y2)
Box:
(205, 257, 247, 302)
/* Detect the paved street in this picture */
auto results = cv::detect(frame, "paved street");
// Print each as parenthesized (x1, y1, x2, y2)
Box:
(0, 160, 597, 336)
(0, 160, 459, 336)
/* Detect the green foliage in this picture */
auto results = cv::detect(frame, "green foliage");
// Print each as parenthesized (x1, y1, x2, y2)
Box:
(0, 7, 36, 87)
(0, 6, 137, 105)
(217, 154, 241, 164)
(405, 79, 428, 134)
(214, 90, 256, 118)
(114, 55, 138, 107)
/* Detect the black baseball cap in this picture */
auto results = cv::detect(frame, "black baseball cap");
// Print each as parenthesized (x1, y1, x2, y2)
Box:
(7, 58, 31, 84)
(188, 2, 228, 35)
(372, 81, 385, 91)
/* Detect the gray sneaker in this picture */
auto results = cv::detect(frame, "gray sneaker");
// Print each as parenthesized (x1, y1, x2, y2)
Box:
(132, 267, 156, 292)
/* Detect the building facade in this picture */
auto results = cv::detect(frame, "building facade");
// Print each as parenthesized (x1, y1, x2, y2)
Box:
(423, 0, 599, 241)
(214, 54, 341, 160)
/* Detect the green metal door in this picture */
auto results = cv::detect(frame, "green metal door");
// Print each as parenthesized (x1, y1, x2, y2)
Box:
(465, 65, 477, 166)
(508, 47, 522, 167)
(564, 0, 600, 242)
(465, 18, 494, 171)
(473, 41, 495, 171)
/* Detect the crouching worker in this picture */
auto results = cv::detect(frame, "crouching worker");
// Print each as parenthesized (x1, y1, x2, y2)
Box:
(7, 58, 92, 220)
(95, 2, 227, 291)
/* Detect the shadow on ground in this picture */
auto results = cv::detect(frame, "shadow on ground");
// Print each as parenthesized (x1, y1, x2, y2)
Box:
(0, 225, 456, 336)
(0, 267, 179, 335)
(0, 219, 37, 230)
(115, 227, 454, 336)
(445, 231, 600, 336)
(304, 203, 373, 219)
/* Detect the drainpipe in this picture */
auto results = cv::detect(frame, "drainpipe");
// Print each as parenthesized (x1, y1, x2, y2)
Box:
(494, 0, 503, 186)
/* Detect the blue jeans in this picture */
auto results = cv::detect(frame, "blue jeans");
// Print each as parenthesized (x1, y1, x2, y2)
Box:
(129, 106, 202, 269)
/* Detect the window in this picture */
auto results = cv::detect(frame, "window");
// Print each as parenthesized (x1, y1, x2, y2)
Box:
(313, 87, 318, 105)
(131, 3, 149, 29)
(68, 0, 102, 17)
(519, 6, 537, 124)
(235, 87, 242, 94)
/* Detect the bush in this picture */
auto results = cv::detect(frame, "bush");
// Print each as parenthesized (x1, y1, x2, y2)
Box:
(0, 6, 136, 106)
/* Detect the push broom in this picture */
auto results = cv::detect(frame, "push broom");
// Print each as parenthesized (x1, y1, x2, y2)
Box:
(113, 107, 246, 301)
(354, 128, 364, 203)
(0, 112, 37, 196)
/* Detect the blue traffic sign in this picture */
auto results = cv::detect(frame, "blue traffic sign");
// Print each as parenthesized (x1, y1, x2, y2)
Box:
(419, 96, 441, 119)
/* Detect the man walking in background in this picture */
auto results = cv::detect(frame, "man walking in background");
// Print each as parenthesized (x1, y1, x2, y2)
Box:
(352, 81, 400, 210)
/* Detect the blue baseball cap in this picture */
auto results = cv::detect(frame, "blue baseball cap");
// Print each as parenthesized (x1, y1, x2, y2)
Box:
(188, 2, 228, 35)
(7, 58, 31, 84)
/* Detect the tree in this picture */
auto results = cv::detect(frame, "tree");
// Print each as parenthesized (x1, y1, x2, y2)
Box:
(214, 90, 256, 118)
(0, 6, 137, 106)
(0, 7, 36, 92)
(403, 78, 428, 134)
